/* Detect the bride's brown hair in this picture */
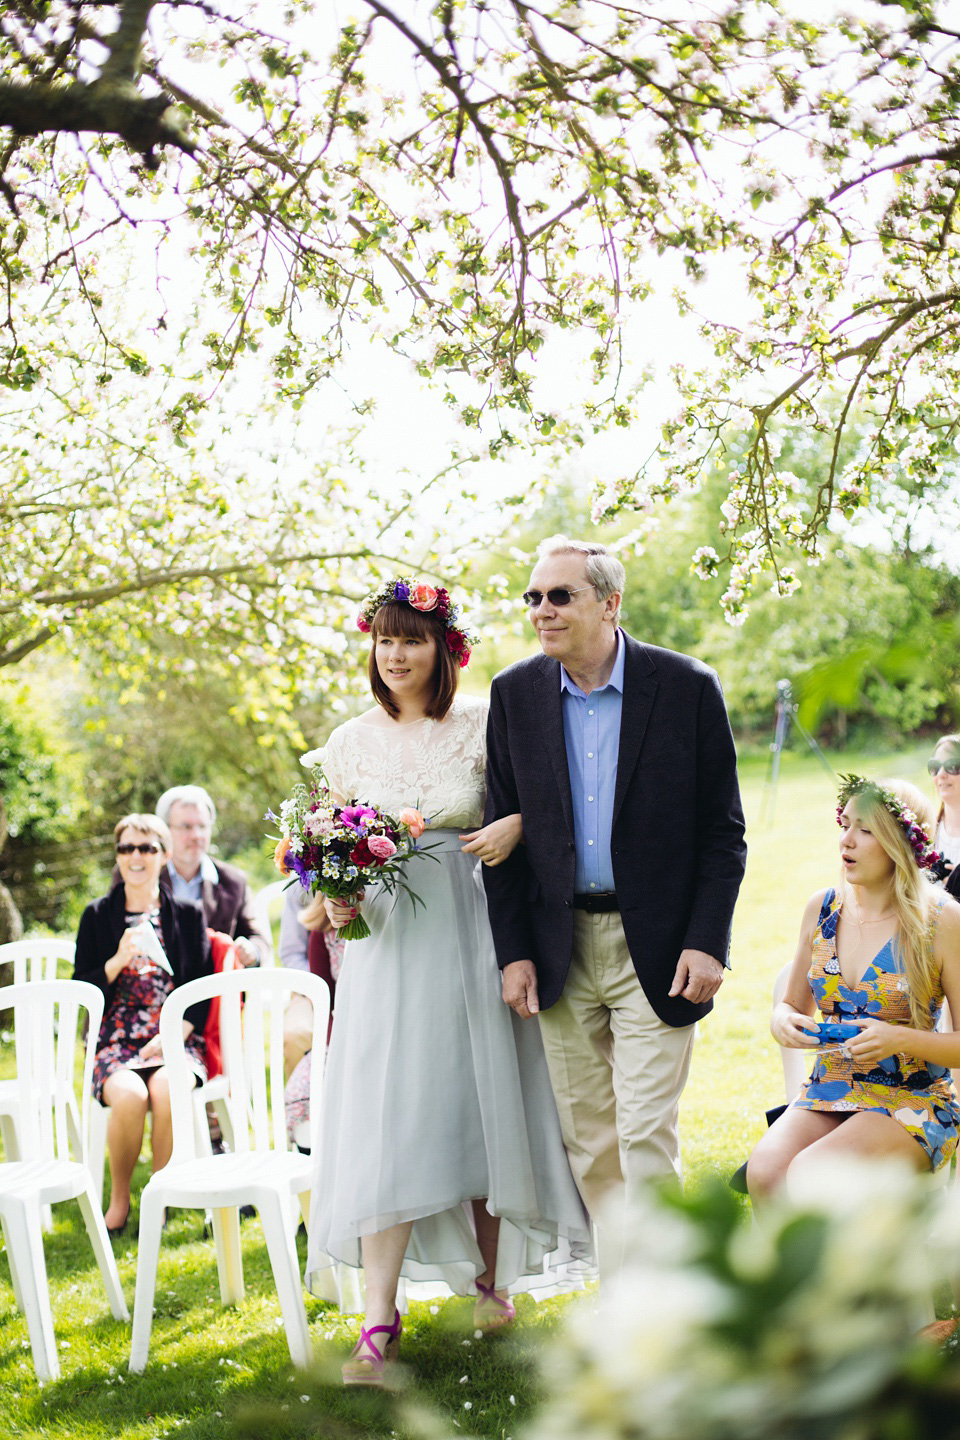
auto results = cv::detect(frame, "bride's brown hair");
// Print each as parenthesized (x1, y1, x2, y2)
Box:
(368, 601, 459, 721)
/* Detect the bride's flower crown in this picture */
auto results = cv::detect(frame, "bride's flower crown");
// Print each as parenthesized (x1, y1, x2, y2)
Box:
(836, 773, 941, 871)
(356, 577, 479, 669)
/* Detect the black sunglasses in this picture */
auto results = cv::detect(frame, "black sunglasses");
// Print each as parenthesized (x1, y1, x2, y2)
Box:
(928, 759, 960, 777)
(522, 586, 593, 608)
(116, 842, 161, 855)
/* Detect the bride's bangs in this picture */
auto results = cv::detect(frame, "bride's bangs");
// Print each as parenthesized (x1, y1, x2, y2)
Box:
(371, 601, 437, 643)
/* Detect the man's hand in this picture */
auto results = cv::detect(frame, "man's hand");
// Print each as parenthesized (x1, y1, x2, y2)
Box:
(668, 948, 724, 1004)
(502, 960, 539, 1018)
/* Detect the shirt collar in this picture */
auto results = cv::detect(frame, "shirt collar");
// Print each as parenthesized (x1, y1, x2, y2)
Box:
(560, 628, 624, 698)
(168, 853, 219, 887)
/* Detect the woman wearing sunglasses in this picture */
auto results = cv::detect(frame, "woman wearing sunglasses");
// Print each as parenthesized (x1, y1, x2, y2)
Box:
(929, 736, 960, 898)
(74, 813, 212, 1235)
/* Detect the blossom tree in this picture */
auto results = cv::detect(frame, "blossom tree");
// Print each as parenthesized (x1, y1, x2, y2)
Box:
(1, 1, 959, 622)
(0, 369, 521, 701)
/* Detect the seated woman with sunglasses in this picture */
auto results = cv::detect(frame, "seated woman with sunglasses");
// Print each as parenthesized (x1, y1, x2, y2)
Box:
(74, 813, 212, 1235)
(929, 736, 960, 898)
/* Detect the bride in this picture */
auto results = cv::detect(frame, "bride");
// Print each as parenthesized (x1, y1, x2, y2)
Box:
(306, 577, 590, 1385)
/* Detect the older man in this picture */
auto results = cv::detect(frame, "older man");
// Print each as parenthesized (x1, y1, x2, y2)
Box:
(482, 536, 746, 1256)
(154, 785, 270, 967)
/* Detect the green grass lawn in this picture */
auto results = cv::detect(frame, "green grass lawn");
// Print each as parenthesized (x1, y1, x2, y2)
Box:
(0, 745, 941, 1439)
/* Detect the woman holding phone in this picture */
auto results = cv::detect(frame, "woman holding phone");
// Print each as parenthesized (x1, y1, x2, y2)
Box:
(746, 777, 960, 1202)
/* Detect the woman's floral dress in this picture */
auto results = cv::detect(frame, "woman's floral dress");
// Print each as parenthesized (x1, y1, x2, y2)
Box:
(92, 908, 208, 1102)
(793, 888, 960, 1170)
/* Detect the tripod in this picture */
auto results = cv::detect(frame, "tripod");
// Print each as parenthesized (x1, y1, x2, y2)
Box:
(760, 679, 835, 825)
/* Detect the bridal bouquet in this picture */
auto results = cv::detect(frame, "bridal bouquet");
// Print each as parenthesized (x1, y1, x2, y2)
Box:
(268, 768, 429, 941)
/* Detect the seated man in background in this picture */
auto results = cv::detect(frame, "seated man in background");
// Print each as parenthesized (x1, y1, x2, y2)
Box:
(155, 785, 271, 967)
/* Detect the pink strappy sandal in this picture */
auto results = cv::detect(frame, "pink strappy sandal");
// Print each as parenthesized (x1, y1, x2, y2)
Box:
(341, 1308, 402, 1386)
(474, 1279, 516, 1334)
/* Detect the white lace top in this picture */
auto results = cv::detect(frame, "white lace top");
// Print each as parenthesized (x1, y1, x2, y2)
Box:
(317, 695, 488, 830)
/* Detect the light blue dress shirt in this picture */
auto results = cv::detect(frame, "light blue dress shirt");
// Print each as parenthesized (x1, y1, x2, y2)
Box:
(167, 853, 219, 904)
(560, 629, 624, 894)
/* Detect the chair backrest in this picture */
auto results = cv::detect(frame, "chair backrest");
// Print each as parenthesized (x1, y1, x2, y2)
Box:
(252, 881, 288, 967)
(0, 938, 76, 985)
(772, 962, 808, 1103)
(159, 967, 330, 1165)
(0, 979, 103, 1165)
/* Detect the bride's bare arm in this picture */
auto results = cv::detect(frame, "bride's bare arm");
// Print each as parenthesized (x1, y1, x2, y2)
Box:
(460, 813, 524, 867)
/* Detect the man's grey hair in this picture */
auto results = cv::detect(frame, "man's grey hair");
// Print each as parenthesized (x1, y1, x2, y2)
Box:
(155, 785, 217, 827)
(536, 535, 625, 623)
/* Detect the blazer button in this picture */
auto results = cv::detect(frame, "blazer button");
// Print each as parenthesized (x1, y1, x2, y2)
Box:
(568, 842, 575, 851)
(563, 900, 571, 908)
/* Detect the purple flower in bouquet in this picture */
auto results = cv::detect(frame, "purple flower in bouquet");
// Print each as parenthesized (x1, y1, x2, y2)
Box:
(340, 804, 380, 830)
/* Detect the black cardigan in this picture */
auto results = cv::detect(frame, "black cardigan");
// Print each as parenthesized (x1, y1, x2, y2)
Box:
(74, 885, 212, 1038)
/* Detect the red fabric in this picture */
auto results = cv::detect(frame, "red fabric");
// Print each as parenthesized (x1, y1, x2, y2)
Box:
(307, 929, 336, 1043)
(204, 930, 238, 1079)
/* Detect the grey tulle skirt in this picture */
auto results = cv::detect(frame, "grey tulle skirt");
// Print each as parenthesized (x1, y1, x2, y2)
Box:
(306, 831, 591, 1296)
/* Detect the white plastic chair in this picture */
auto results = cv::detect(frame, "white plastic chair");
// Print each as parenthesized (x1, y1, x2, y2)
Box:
(0, 979, 129, 1380)
(252, 880, 287, 967)
(88, 945, 242, 1204)
(0, 939, 76, 1164)
(772, 963, 807, 1104)
(129, 967, 330, 1373)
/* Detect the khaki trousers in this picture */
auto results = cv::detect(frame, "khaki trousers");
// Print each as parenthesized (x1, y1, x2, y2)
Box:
(537, 910, 696, 1253)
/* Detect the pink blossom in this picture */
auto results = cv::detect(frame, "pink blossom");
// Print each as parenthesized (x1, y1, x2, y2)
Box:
(367, 835, 398, 862)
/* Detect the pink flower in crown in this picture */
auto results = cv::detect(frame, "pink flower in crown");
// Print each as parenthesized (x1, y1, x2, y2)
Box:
(357, 614, 371, 633)
(408, 583, 438, 612)
(367, 835, 397, 863)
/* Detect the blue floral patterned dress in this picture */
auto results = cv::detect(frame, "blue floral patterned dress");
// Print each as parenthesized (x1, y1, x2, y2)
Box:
(793, 888, 960, 1170)
(91, 909, 208, 1103)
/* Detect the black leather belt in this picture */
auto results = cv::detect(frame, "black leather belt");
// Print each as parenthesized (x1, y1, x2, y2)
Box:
(573, 892, 619, 913)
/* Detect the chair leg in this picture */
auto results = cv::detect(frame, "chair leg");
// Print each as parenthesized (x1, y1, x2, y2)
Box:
(258, 1191, 312, 1370)
(0, 1213, 24, 1311)
(129, 1182, 165, 1373)
(88, 1101, 109, 1207)
(211, 1207, 245, 1305)
(76, 1182, 129, 1322)
(0, 1199, 59, 1382)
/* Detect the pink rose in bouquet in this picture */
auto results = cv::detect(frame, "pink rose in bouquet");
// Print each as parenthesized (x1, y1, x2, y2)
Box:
(368, 835, 398, 862)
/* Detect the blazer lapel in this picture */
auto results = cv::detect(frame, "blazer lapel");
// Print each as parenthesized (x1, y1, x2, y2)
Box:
(613, 635, 658, 826)
(533, 656, 576, 841)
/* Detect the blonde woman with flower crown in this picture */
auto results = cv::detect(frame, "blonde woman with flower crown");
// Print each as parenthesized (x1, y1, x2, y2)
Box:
(305, 578, 590, 1386)
(747, 776, 960, 1202)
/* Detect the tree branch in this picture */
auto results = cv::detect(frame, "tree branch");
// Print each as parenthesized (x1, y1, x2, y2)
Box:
(0, 79, 195, 161)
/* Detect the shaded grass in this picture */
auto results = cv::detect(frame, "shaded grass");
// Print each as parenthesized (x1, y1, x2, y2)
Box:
(0, 744, 943, 1437)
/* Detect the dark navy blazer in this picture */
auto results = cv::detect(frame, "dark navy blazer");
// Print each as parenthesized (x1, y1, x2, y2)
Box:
(482, 632, 747, 1026)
